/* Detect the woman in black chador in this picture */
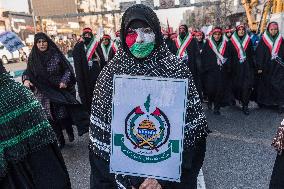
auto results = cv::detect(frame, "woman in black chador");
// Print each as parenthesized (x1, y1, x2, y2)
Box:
(195, 30, 206, 101)
(195, 30, 206, 54)
(255, 22, 284, 113)
(0, 60, 71, 189)
(172, 24, 202, 98)
(73, 27, 103, 114)
(23, 33, 89, 148)
(228, 24, 255, 115)
(201, 27, 232, 115)
(89, 4, 209, 189)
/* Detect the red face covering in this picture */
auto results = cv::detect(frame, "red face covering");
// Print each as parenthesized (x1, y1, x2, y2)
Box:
(126, 30, 138, 48)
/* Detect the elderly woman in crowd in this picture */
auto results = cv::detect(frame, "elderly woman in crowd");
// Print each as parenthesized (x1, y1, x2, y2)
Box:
(23, 33, 89, 149)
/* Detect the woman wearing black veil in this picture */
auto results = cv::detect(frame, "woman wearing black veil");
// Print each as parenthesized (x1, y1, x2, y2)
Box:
(89, 4, 209, 189)
(23, 33, 89, 148)
(255, 22, 284, 113)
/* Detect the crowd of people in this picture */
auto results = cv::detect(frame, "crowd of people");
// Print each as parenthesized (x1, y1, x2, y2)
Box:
(161, 22, 284, 116)
(0, 4, 284, 189)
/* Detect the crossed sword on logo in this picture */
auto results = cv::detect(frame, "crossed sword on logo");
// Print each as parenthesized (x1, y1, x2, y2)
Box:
(132, 127, 164, 152)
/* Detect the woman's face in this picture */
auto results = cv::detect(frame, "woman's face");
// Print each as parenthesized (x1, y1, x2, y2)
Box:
(269, 27, 278, 37)
(213, 32, 222, 42)
(103, 38, 110, 46)
(195, 34, 203, 42)
(126, 20, 155, 58)
(237, 27, 245, 37)
(36, 38, 48, 52)
(226, 32, 232, 38)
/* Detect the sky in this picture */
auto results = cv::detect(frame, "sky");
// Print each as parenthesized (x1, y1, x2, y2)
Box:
(0, 0, 190, 28)
(0, 0, 29, 12)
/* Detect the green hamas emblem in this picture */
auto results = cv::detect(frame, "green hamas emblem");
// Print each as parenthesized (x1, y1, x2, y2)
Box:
(114, 95, 179, 163)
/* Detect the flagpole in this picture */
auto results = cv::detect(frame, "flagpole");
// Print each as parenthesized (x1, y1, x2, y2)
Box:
(28, 0, 37, 34)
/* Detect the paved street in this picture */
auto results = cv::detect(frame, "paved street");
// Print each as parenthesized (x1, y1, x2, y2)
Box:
(5, 65, 280, 189)
(203, 103, 279, 189)
(60, 103, 282, 189)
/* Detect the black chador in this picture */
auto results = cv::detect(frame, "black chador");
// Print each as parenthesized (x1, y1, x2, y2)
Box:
(255, 22, 284, 112)
(228, 25, 255, 115)
(201, 28, 232, 115)
(172, 25, 201, 98)
(194, 31, 206, 100)
(98, 34, 115, 66)
(73, 28, 103, 114)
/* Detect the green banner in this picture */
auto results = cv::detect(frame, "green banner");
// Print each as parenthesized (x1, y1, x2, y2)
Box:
(114, 134, 179, 163)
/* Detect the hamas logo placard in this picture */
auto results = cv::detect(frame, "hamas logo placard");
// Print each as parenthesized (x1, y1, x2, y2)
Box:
(114, 94, 179, 163)
(110, 75, 188, 182)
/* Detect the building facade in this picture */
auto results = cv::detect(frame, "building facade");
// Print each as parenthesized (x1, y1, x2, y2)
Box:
(77, 0, 120, 36)
(31, 0, 120, 36)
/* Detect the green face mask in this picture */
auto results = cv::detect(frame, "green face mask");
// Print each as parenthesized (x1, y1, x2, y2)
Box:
(129, 42, 155, 59)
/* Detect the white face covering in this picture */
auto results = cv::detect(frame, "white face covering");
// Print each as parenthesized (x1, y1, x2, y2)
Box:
(126, 27, 156, 58)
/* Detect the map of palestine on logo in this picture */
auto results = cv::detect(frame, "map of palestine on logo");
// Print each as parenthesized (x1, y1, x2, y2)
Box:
(110, 75, 188, 182)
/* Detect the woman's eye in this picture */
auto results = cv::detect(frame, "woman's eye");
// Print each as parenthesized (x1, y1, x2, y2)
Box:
(127, 29, 135, 34)
(143, 28, 153, 33)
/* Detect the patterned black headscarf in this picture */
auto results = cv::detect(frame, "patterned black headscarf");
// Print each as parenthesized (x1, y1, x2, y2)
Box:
(89, 5, 209, 188)
(27, 32, 75, 81)
(120, 4, 163, 53)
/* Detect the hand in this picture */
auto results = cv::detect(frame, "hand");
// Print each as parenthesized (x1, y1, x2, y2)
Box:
(257, 70, 263, 74)
(59, 82, 67, 89)
(272, 126, 284, 152)
(139, 178, 162, 189)
(23, 80, 33, 88)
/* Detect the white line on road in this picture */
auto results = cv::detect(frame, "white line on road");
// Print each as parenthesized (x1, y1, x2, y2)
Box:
(210, 130, 272, 146)
(198, 169, 206, 189)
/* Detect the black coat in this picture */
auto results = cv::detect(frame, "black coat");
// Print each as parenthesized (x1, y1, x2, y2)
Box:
(255, 37, 284, 106)
(73, 41, 103, 113)
(97, 43, 115, 67)
(228, 39, 255, 104)
(164, 37, 175, 54)
(172, 37, 202, 97)
(201, 40, 233, 107)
